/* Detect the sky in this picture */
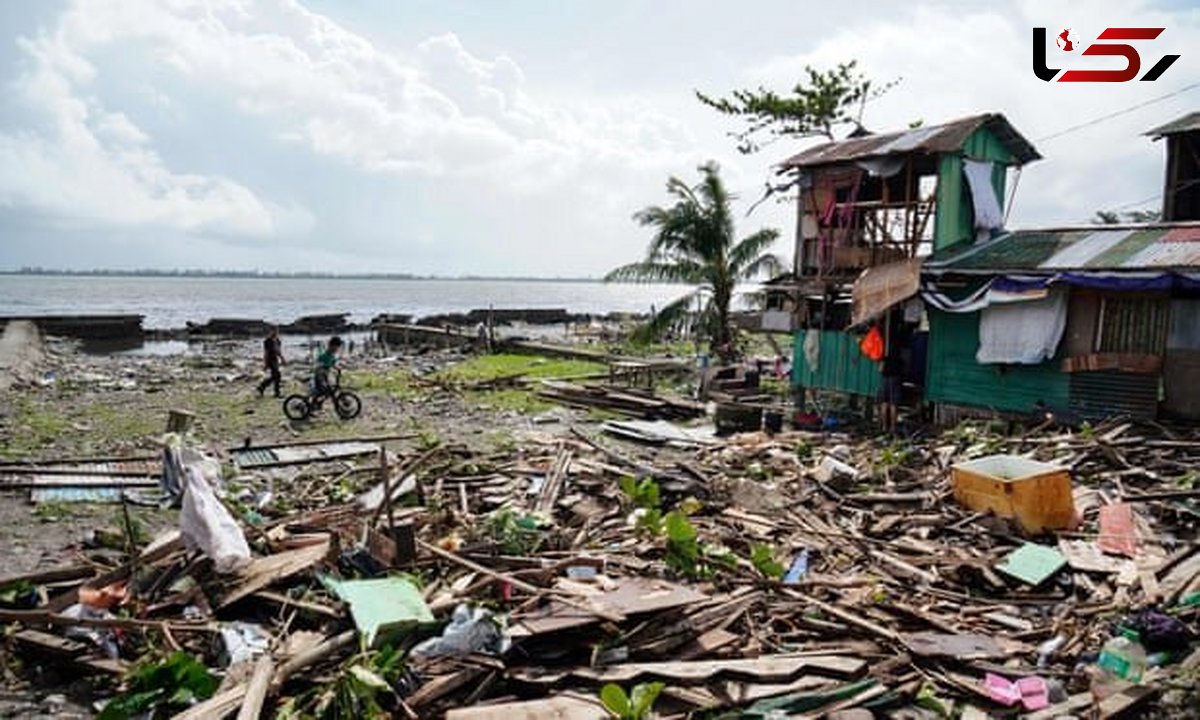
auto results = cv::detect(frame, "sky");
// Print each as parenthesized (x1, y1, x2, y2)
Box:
(0, 0, 1196, 276)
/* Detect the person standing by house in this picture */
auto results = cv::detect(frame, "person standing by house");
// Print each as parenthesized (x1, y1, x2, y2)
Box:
(878, 334, 903, 435)
(256, 326, 285, 398)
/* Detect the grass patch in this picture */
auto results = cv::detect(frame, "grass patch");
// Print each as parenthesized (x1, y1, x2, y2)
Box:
(466, 389, 555, 414)
(440, 354, 602, 415)
(1, 397, 73, 457)
(437, 354, 604, 385)
(348, 369, 418, 399)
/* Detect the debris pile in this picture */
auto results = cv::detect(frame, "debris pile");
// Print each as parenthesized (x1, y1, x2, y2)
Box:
(0, 417, 1196, 718)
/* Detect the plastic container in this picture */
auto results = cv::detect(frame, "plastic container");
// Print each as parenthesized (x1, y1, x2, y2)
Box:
(1096, 628, 1146, 683)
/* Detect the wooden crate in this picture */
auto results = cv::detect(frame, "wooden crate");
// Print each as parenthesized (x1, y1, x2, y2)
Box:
(951, 455, 1076, 534)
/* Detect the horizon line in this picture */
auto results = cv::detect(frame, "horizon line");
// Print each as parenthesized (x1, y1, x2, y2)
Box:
(0, 268, 666, 283)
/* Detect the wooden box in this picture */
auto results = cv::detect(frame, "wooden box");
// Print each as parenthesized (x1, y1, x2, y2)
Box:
(951, 455, 1076, 534)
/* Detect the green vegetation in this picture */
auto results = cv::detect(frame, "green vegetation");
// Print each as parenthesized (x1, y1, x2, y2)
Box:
(605, 163, 782, 349)
(749, 543, 785, 580)
(620, 476, 661, 510)
(483, 507, 545, 555)
(438, 353, 604, 415)
(98, 652, 218, 720)
(437, 353, 603, 385)
(348, 368, 418, 399)
(278, 644, 410, 719)
(697, 61, 895, 153)
(600, 682, 664, 720)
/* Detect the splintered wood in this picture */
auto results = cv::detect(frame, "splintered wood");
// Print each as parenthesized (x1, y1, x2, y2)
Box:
(1, 419, 1196, 718)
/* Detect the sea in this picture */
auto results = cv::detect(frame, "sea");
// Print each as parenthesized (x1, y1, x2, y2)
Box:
(0, 275, 692, 330)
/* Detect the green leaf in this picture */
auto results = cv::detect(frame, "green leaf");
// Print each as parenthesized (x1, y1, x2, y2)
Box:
(664, 511, 696, 543)
(629, 681, 665, 717)
(600, 684, 631, 717)
(750, 543, 785, 579)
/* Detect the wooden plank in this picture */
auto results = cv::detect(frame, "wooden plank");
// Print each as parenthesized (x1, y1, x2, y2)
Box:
(10, 628, 129, 675)
(511, 653, 867, 685)
(446, 693, 609, 720)
(217, 539, 331, 608)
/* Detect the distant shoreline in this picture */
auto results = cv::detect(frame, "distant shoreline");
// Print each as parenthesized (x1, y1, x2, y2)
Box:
(0, 270, 659, 283)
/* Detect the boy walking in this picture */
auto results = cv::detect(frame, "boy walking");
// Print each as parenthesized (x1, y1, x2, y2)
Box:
(256, 327, 285, 398)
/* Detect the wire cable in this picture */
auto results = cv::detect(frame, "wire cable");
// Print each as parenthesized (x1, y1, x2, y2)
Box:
(1036, 81, 1200, 142)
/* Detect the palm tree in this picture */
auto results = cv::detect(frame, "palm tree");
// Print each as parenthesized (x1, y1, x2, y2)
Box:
(606, 162, 783, 351)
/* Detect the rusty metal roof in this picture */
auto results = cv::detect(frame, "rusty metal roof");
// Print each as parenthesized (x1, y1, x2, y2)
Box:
(1146, 111, 1200, 139)
(926, 223, 1200, 273)
(778, 112, 1040, 170)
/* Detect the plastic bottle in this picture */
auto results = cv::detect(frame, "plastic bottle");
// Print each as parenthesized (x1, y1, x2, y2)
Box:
(1096, 628, 1147, 683)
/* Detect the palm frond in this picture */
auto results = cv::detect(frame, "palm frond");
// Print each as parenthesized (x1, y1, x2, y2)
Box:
(728, 228, 782, 276)
(604, 260, 706, 284)
(630, 292, 699, 345)
(739, 253, 785, 281)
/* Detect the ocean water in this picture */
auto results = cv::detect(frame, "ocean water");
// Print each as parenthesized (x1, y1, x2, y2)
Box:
(0, 275, 692, 329)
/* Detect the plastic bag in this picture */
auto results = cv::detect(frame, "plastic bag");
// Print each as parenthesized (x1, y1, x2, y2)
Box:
(180, 465, 251, 574)
(411, 604, 510, 659)
(859, 326, 885, 361)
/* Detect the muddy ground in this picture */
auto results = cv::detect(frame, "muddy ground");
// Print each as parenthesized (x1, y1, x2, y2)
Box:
(0, 334, 606, 580)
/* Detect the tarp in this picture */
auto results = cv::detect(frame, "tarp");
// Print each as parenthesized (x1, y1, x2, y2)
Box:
(922, 271, 1200, 314)
(852, 258, 922, 326)
(977, 289, 1067, 364)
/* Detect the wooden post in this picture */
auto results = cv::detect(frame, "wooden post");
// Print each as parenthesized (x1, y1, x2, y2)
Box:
(166, 410, 195, 434)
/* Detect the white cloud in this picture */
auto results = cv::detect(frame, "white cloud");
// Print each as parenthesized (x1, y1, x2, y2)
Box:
(748, 0, 1200, 225)
(0, 0, 707, 257)
(0, 14, 306, 238)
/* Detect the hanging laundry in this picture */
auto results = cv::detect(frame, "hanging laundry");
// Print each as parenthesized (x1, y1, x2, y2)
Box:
(803, 329, 820, 372)
(976, 289, 1067, 364)
(963, 159, 1004, 242)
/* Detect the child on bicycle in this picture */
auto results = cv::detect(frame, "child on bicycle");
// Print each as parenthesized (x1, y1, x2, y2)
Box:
(312, 336, 343, 405)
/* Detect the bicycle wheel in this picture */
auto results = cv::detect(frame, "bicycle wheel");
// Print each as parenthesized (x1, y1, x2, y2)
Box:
(334, 391, 362, 419)
(283, 394, 312, 421)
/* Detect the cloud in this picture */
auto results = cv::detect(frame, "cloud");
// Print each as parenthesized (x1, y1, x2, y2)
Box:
(0, 0, 709, 265)
(748, 0, 1200, 225)
(0, 12, 307, 238)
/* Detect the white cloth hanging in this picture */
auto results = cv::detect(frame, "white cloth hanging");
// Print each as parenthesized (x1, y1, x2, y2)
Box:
(976, 289, 1067, 365)
(963, 159, 1004, 242)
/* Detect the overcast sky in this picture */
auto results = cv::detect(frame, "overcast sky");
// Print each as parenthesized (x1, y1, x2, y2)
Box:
(0, 0, 1196, 275)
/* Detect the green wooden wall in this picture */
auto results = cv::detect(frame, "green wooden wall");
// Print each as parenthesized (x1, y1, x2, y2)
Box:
(933, 127, 1016, 252)
(792, 329, 881, 396)
(925, 309, 1069, 414)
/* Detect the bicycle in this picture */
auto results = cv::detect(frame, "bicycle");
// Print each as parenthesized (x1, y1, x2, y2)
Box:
(283, 368, 362, 421)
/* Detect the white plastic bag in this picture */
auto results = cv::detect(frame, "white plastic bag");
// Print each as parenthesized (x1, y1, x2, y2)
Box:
(180, 465, 251, 574)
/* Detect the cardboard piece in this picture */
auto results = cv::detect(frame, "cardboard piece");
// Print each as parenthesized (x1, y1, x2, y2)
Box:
(1098, 503, 1138, 558)
(996, 543, 1066, 586)
(323, 575, 433, 647)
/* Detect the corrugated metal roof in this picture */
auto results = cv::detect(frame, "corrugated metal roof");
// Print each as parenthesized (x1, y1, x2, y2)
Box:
(1146, 111, 1200, 139)
(926, 223, 1200, 272)
(779, 113, 1041, 170)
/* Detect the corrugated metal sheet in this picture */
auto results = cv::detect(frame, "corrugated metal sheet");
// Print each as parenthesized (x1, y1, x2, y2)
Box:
(1068, 371, 1159, 420)
(792, 330, 881, 396)
(928, 224, 1200, 272)
(925, 309, 1069, 413)
(1097, 298, 1170, 354)
(779, 113, 1040, 170)
(1146, 111, 1200, 138)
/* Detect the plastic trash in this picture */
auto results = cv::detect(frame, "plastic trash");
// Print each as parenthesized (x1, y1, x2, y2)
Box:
(1036, 634, 1066, 668)
(1092, 627, 1147, 698)
(783, 549, 809, 585)
(62, 604, 120, 659)
(180, 464, 251, 574)
(411, 604, 510, 659)
(218, 622, 271, 666)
